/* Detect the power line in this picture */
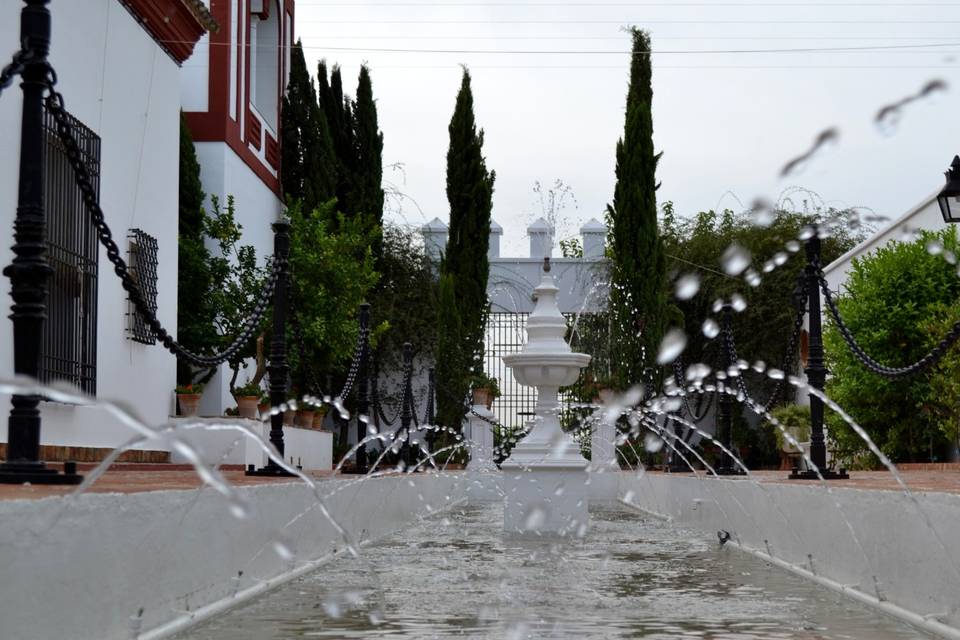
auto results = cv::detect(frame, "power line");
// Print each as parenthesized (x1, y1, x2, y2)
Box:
(296, 19, 960, 24)
(294, 42, 960, 54)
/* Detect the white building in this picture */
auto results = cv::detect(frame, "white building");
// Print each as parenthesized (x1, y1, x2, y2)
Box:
(181, 0, 294, 415)
(0, 0, 213, 460)
(823, 190, 945, 294)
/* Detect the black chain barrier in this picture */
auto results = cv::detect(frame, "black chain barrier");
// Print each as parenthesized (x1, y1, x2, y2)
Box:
(726, 273, 808, 412)
(0, 46, 31, 97)
(41, 72, 282, 369)
(672, 359, 714, 422)
(337, 324, 369, 400)
(818, 269, 960, 380)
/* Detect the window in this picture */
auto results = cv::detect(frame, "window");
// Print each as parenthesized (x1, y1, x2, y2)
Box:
(251, 1, 280, 133)
(127, 229, 158, 345)
(39, 107, 99, 395)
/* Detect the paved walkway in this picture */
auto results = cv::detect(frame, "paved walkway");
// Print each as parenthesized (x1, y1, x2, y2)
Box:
(657, 469, 960, 495)
(1, 465, 958, 503)
(0, 463, 337, 502)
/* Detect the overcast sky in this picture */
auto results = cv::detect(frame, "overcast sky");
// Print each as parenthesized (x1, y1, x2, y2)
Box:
(294, 1, 960, 257)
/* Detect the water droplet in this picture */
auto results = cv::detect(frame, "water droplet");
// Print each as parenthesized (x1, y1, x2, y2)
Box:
(523, 506, 546, 531)
(926, 239, 944, 256)
(752, 360, 767, 373)
(730, 293, 747, 312)
(750, 198, 775, 227)
(721, 243, 752, 276)
(686, 363, 712, 382)
(623, 489, 636, 503)
(368, 610, 385, 625)
(767, 368, 785, 380)
(322, 599, 342, 618)
(744, 269, 761, 287)
(702, 318, 720, 338)
(786, 240, 801, 253)
(662, 397, 682, 412)
(644, 432, 664, 453)
(780, 128, 838, 177)
(272, 540, 294, 561)
(674, 273, 700, 300)
(773, 251, 789, 266)
(554, 484, 565, 496)
(656, 328, 688, 365)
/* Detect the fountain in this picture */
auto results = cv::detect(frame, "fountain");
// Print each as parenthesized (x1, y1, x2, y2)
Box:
(501, 258, 592, 535)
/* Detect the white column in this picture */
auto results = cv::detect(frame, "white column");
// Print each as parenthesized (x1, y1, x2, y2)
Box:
(590, 417, 618, 470)
(465, 405, 497, 472)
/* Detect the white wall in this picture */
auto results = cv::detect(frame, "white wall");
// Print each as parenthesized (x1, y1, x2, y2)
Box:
(823, 192, 943, 294)
(0, 1, 180, 449)
(193, 142, 283, 415)
(489, 257, 609, 315)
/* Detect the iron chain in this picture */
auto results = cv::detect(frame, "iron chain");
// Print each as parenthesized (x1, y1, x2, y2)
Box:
(0, 46, 31, 98)
(42, 73, 281, 369)
(818, 270, 960, 379)
(672, 359, 714, 422)
(727, 273, 807, 412)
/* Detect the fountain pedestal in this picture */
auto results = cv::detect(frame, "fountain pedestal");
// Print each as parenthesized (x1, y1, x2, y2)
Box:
(501, 259, 591, 536)
(465, 404, 497, 472)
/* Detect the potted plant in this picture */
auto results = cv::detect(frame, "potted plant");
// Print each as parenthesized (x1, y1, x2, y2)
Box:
(312, 404, 328, 429)
(295, 403, 316, 429)
(258, 390, 271, 419)
(471, 373, 501, 409)
(233, 379, 261, 419)
(175, 383, 204, 417)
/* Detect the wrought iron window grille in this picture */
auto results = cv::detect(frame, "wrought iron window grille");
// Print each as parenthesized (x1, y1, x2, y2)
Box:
(126, 229, 159, 345)
(38, 105, 99, 395)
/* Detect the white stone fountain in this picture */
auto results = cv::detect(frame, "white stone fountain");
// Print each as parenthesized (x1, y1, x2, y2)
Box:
(501, 258, 592, 535)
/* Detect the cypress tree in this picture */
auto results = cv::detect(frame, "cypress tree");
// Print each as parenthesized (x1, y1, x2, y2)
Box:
(281, 41, 335, 211)
(177, 115, 217, 383)
(318, 62, 356, 220)
(606, 28, 669, 388)
(442, 69, 495, 381)
(435, 271, 464, 430)
(352, 65, 384, 256)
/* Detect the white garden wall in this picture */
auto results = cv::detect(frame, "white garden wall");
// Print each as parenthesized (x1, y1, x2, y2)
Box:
(0, 1, 180, 451)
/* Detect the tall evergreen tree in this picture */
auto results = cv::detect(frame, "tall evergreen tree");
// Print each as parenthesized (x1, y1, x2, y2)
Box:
(442, 69, 496, 382)
(177, 114, 217, 384)
(352, 65, 384, 256)
(281, 41, 335, 210)
(435, 271, 464, 430)
(318, 62, 356, 220)
(606, 28, 669, 388)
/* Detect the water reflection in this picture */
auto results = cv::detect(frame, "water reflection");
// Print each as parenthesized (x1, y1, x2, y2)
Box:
(182, 503, 932, 639)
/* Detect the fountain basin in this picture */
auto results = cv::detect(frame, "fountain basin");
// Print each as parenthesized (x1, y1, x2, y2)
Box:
(501, 352, 591, 388)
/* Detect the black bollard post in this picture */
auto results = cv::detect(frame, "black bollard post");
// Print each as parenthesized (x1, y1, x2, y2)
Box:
(715, 304, 744, 475)
(0, 1, 81, 484)
(354, 303, 371, 474)
(425, 367, 436, 451)
(400, 342, 416, 470)
(246, 221, 295, 477)
(790, 230, 848, 479)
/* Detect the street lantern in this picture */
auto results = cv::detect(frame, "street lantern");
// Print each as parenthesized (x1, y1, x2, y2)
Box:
(937, 156, 960, 223)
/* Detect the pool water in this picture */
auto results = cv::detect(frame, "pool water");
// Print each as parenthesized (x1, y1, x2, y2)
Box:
(182, 502, 934, 639)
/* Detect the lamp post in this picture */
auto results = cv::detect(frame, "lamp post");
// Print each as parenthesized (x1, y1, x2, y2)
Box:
(0, 0, 82, 484)
(937, 156, 960, 223)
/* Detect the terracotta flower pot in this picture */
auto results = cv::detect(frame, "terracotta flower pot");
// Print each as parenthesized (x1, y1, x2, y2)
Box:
(283, 410, 295, 426)
(177, 393, 202, 417)
(235, 396, 259, 420)
(258, 402, 270, 419)
(296, 409, 315, 428)
(312, 408, 328, 430)
(472, 388, 493, 409)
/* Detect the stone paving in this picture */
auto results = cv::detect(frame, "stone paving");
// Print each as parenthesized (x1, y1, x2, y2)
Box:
(0, 464, 958, 502)
(0, 463, 336, 502)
